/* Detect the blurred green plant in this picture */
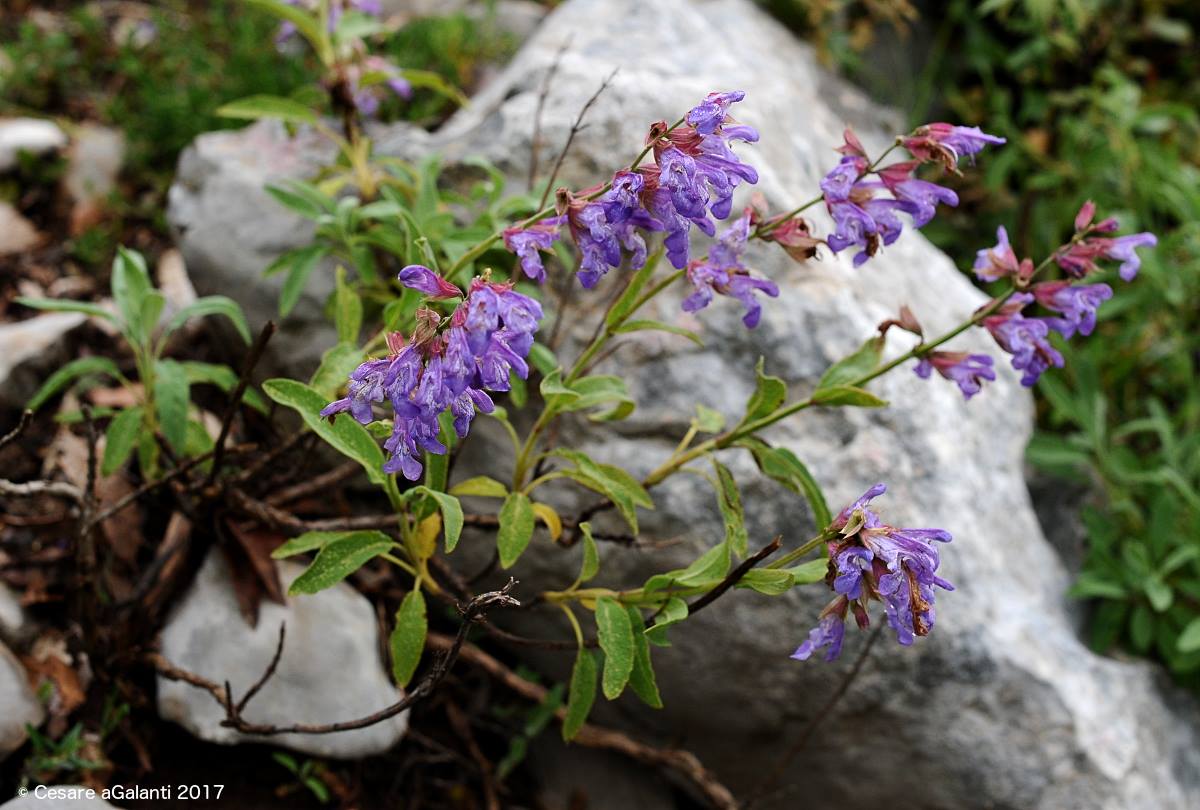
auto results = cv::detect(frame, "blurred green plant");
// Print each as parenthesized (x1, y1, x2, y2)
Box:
(769, 0, 1200, 679)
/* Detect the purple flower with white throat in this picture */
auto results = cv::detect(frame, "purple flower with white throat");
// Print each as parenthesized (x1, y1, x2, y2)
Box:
(682, 212, 779, 328)
(319, 357, 393, 424)
(685, 90, 746, 135)
(983, 294, 1064, 386)
(794, 484, 953, 661)
(973, 226, 1022, 282)
(503, 216, 564, 284)
(1032, 281, 1113, 338)
(889, 178, 959, 228)
(914, 351, 996, 399)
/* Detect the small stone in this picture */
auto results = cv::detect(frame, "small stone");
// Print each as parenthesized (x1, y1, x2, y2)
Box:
(63, 124, 125, 235)
(0, 640, 44, 762)
(156, 550, 408, 759)
(0, 118, 68, 171)
(0, 203, 42, 255)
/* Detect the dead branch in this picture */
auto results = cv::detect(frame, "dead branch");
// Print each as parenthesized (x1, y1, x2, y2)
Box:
(206, 320, 276, 488)
(265, 461, 361, 506)
(0, 409, 33, 452)
(0, 479, 84, 502)
(536, 68, 618, 211)
(527, 37, 571, 192)
(686, 535, 782, 616)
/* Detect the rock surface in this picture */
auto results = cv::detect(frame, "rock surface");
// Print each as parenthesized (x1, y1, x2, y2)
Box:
(166, 0, 1200, 806)
(0, 786, 122, 810)
(0, 640, 43, 762)
(0, 583, 27, 645)
(0, 118, 67, 171)
(156, 550, 407, 759)
(0, 312, 88, 410)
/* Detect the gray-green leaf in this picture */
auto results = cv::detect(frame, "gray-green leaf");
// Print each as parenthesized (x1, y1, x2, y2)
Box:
(498, 492, 536, 568)
(595, 597, 635, 700)
(390, 588, 427, 687)
(562, 649, 598, 742)
(288, 530, 393, 595)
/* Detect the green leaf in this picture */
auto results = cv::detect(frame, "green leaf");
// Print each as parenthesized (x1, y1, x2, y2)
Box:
(498, 492, 536, 568)
(786, 557, 829, 584)
(1144, 578, 1174, 612)
(553, 450, 650, 534)
(449, 476, 508, 498)
(625, 605, 662, 708)
(565, 375, 636, 422)
(154, 359, 190, 453)
(1178, 618, 1200, 654)
(528, 343, 558, 377)
(1130, 604, 1154, 652)
(288, 530, 393, 595)
(333, 266, 362, 344)
(272, 530, 350, 559)
(613, 319, 702, 345)
(816, 336, 884, 390)
(595, 598, 635, 700)
(539, 369, 580, 411)
(562, 649, 598, 742)
(27, 356, 122, 411)
(263, 378, 385, 484)
(139, 292, 166, 338)
(112, 246, 153, 339)
(644, 596, 688, 646)
(644, 542, 731, 593)
(735, 568, 795, 595)
(738, 438, 832, 527)
(743, 358, 786, 423)
(399, 68, 470, 107)
(577, 522, 600, 585)
(279, 245, 326, 317)
(165, 296, 251, 344)
(14, 297, 117, 324)
(180, 361, 268, 414)
(390, 589, 427, 687)
(811, 385, 888, 408)
(309, 343, 365, 400)
(216, 94, 317, 125)
(712, 460, 748, 557)
(265, 183, 332, 219)
(412, 487, 464, 553)
(692, 404, 725, 434)
(101, 407, 144, 476)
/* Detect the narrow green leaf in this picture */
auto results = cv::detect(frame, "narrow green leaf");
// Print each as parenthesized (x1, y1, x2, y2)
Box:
(309, 343, 365, 400)
(1178, 618, 1200, 654)
(216, 94, 317, 125)
(265, 183, 329, 219)
(449, 476, 508, 498)
(577, 522, 600, 584)
(112, 246, 152, 339)
(263, 378, 385, 484)
(625, 605, 662, 708)
(139, 291, 165, 338)
(279, 245, 325, 317)
(101, 407, 144, 476)
(712, 460, 748, 557)
(554, 451, 649, 534)
(613, 319, 702, 345)
(738, 438, 832, 527)
(412, 487, 464, 553)
(390, 589, 427, 687)
(565, 376, 636, 422)
(811, 385, 888, 408)
(27, 356, 122, 411)
(786, 557, 829, 584)
(165, 296, 251, 344)
(692, 404, 725, 433)
(288, 530, 393, 595)
(14, 297, 117, 324)
(245, 0, 329, 61)
(333, 266, 363, 344)
(272, 530, 351, 559)
(498, 492, 536, 568)
(595, 598, 635, 700)
(562, 649, 598, 742)
(644, 596, 688, 646)
(154, 359, 189, 453)
(180, 361, 268, 414)
(735, 568, 795, 595)
(816, 336, 884, 390)
(743, 358, 786, 423)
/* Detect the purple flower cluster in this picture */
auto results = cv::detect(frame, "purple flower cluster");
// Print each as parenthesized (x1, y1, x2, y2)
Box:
(682, 212, 779, 327)
(321, 266, 542, 479)
(792, 484, 953, 662)
(501, 91, 759, 290)
(817, 124, 994, 267)
(900, 123, 1007, 171)
(914, 352, 996, 399)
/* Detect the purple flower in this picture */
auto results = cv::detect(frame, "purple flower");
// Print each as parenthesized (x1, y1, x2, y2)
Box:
(890, 179, 959, 228)
(914, 351, 996, 399)
(902, 122, 1006, 170)
(794, 484, 953, 661)
(323, 277, 542, 480)
(819, 157, 862, 203)
(685, 90, 746, 135)
(1103, 232, 1157, 281)
(398, 265, 463, 299)
(983, 295, 1064, 386)
(791, 602, 847, 663)
(973, 226, 1021, 282)
(503, 216, 564, 284)
(1032, 281, 1113, 338)
(682, 213, 779, 327)
(825, 200, 879, 267)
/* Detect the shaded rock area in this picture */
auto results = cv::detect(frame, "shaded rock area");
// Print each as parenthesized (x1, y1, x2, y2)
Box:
(156, 550, 408, 759)
(165, 0, 1200, 807)
(0, 641, 43, 763)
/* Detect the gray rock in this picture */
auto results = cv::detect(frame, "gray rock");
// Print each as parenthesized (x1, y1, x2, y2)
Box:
(164, 0, 1200, 806)
(0, 312, 88, 410)
(527, 736, 678, 810)
(0, 118, 68, 171)
(156, 549, 407, 759)
(0, 583, 28, 645)
(0, 786, 121, 810)
(0, 640, 43, 762)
